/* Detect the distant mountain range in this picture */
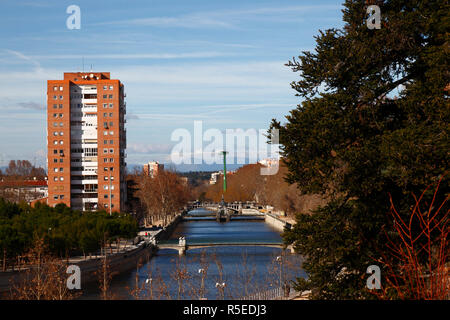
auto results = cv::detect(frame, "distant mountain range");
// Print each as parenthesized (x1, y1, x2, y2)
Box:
(127, 163, 244, 173)
(1, 164, 244, 174)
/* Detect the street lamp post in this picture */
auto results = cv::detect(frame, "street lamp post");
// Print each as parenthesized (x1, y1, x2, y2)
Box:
(199, 268, 206, 299)
(145, 278, 153, 300)
(276, 255, 282, 289)
(215, 282, 226, 300)
(109, 172, 112, 216)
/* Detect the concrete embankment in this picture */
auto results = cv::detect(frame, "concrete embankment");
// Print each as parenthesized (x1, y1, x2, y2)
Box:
(264, 212, 292, 232)
(0, 240, 156, 295)
(0, 211, 188, 295)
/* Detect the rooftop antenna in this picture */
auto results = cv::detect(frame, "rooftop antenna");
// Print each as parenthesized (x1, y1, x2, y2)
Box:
(90, 64, 93, 72)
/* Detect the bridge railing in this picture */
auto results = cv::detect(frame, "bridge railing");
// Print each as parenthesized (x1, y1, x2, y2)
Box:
(240, 286, 299, 300)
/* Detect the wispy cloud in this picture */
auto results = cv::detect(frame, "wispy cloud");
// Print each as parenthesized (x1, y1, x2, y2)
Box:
(4, 49, 45, 74)
(94, 4, 341, 29)
(125, 112, 140, 120)
(94, 15, 234, 29)
(28, 52, 232, 60)
(16, 102, 45, 111)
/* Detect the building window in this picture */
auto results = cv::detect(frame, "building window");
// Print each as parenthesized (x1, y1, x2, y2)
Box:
(103, 86, 107, 90)
(60, 168, 63, 172)
(103, 95, 107, 99)
(59, 86, 63, 91)
(59, 122, 63, 127)
(104, 176, 108, 181)
(60, 177, 64, 181)
(54, 168, 58, 172)
(59, 159, 63, 163)
(103, 113, 107, 117)
(104, 140, 108, 144)
(59, 95, 63, 100)
(104, 158, 108, 163)
(53, 122, 58, 127)
(108, 95, 113, 99)
(53, 195, 58, 200)
(59, 104, 63, 109)
(103, 185, 108, 190)
(53, 159, 58, 163)
(103, 148, 108, 154)
(60, 195, 64, 199)
(53, 95, 57, 100)
(109, 113, 113, 117)
(109, 103, 113, 108)
(104, 194, 108, 198)
(53, 86, 58, 91)
(109, 122, 113, 127)
(110, 167, 114, 171)
(53, 113, 57, 118)
(60, 140, 64, 145)
(53, 132, 58, 136)
(109, 158, 114, 163)
(104, 131, 108, 136)
(109, 131, 114, 135)
(103, 103, 107, 108)
(110, 140, 113, 144)
(53, 150, 57, 154)
(53, 104, 57, 109)
(59, 113, 63, 118)
(109, 148, 114, 154)
(54, 177, 58, 181)
(60, 132, 64, 136)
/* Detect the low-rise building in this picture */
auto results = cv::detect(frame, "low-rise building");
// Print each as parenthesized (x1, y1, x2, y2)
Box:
(0, 178, 48, 204)
(143, 161, 164, 178)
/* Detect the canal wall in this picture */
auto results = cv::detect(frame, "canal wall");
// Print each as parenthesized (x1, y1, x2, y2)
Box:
(155, 213, 184, 241)
(0, 240, 156, 296)
(264, 212, 292, 232)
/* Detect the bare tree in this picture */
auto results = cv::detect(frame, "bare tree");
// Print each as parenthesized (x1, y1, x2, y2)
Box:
(9, 238, 80, 300)
(136, 170, 190, 227)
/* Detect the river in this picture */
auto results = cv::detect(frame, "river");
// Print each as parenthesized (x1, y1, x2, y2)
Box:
(81, 209, 306, 300)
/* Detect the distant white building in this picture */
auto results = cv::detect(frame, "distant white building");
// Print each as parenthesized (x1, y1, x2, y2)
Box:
(143, 161, 164, 178)
(258, 158, 279, 168)
(209, 170, 235, 184)
(210, 171, 221, 184)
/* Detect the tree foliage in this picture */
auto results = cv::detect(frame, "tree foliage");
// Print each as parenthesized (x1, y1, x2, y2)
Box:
(272, 0, 449, 299)
(0, 199, 138, 268)
(203, 163, 327, 216)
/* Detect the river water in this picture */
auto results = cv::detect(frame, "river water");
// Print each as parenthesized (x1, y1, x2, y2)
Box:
(81, 209, 306, 300)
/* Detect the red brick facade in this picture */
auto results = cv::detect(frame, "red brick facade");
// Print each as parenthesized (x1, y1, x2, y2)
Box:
(47, 72, 126, 212)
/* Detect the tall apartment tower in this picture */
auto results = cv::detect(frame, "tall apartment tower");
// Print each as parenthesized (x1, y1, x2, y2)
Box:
(47, 72, 127, 212)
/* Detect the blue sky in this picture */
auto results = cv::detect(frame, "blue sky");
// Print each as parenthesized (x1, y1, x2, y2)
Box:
(0, 0, 345, 170)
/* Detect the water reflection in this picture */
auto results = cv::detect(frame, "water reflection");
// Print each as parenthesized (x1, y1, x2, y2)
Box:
(81, 209, 306, 299)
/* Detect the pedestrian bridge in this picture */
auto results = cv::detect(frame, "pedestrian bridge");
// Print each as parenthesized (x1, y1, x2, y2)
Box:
(186, 201, 264, 222)
(155, 239, 293, 255)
